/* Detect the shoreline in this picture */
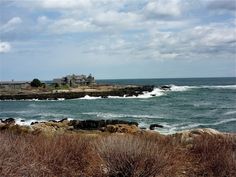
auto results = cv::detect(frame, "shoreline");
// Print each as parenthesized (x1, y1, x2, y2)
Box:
(0, 85, 155, 100)
(0, 117, 234, 135)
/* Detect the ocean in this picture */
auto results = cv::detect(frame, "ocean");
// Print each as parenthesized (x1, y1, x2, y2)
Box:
(0, 77, 236, 134)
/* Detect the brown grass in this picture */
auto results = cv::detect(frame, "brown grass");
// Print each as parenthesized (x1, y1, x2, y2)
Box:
(0, 132, 102, 177)
(190, 134, 236, 177)
(0, 130, 235, 177)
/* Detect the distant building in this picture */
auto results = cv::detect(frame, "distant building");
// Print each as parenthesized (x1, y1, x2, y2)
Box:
(0, 81, 30, 90)
(52, 74, 95, 86)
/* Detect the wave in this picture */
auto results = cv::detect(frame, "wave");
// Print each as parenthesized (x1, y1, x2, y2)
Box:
(79, 95, 102, 100)
(15, 118, 41, 126)
(177, 118, 236, 130)
(224, 111, 236, 115)
(169, 85, 194, 92)
(14, 117, 74, 126)
(82, 112, 163, 119)
(168, 84, 236, 92)
(109, 88, 165, 99)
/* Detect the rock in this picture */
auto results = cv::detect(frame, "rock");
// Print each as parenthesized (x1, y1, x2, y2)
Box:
(68, 119, 78, 126)
(160, 85, 171, 90)
(2, 118, 15, 125)
(49, 120, 58, 123)
(140, 126, 147, 130)
(172, 128, 222, 146)
(58, 118, 68, 123)
(189, 128, 221, 136)
(31, 121, 39, 125)
(104, 124, 140, 133)
(0, 124, 32, 134)
(150, 124, 164, 130)
(70, 119, 138, 130)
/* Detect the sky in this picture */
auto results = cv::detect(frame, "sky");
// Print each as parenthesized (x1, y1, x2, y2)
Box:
(0, 0, 236, 80)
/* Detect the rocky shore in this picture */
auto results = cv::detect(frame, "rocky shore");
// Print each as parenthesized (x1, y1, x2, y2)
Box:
(0, 117, 234, 139)
(0, 118, 162, 134)
(0, 85, 154, 100)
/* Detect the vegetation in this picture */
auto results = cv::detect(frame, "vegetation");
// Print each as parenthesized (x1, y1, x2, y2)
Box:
(30, 78, 42, 87)
(0, 130, 235, 177)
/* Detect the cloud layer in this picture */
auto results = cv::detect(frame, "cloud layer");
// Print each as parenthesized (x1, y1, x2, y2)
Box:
(0, 0, 235, 79)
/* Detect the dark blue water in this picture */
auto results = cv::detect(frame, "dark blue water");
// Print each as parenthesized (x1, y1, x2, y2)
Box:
(1, 77, 236, 134)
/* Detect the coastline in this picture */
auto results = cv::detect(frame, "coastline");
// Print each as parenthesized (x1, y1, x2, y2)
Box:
(0, 85, 155, 100)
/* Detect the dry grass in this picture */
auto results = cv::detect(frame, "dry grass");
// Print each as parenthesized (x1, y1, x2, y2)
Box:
(0, 132, 102, 177)
(190, 134, 236, 177)
(0, 130, 235, 177)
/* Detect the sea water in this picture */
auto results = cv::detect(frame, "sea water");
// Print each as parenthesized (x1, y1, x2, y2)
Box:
(0, 77, 236, 134)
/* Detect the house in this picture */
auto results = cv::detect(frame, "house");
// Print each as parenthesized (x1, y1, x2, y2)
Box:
(0, 81, 30, 90)
(52, 74, 95, 86)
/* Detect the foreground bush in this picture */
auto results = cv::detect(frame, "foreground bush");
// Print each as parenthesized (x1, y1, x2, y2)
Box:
(190, 134, 236, 177)
(95, 134, 171, 177)
(0, 133, 102, 177)
(0, 130, 235, 177)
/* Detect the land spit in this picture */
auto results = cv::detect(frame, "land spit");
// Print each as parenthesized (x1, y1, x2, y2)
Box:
(0, 85, 154, 100)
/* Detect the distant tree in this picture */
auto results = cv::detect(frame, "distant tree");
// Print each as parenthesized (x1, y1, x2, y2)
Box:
(42, 83, 46, 88)
(69, 80, 73, 87)
(30, 78, 42, 87)
(64, 77, 68, 84)
(55, 83, 60, 88)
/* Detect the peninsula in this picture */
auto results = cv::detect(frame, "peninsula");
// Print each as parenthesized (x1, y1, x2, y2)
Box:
(0, 74, 155, 100)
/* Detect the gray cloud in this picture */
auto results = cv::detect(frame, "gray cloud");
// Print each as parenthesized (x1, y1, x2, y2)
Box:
(207, 0, 236, 11)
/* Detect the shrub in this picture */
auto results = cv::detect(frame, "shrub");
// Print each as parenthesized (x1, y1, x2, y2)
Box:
(30, 78, 42, 87)
(190, 134, 236, 177)
(95, 134, 170, 177)
(0, 132, 102, 177)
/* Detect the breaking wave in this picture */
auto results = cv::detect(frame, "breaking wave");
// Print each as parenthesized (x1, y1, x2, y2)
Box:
(82, 112, 163, 119)
(79, 95, 102, 100)
(169, 84, 236, 91)
(177, 118, 236, 131)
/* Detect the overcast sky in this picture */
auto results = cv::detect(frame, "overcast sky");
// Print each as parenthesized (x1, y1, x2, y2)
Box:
(0, 0, 236, 80)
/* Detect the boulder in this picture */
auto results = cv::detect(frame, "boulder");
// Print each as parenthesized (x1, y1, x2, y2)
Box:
(103, 124, 140, 133)
(2, 118, 15, 125)
(172, 128, 222, 146)
(160, 85, 171, 90)
(31, 121, 39, 125)
(58, 118, 69, 123)
(150, 123, 164, 130)
(70, 119, 138, 130)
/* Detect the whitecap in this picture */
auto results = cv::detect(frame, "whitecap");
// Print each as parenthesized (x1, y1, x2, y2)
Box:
(57, 98, 65, 101)
(82, 112, 163, 119)
(224, 111, 236, 115)
(200, 85, 236, 89)
(107, 88, 165, 99)
(167, 84, 236, 92)
(176, 118, 236, 131)
(169, 85, 196, 92)
(79, 95, 102, 100)
(15, 118, 44, 126)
